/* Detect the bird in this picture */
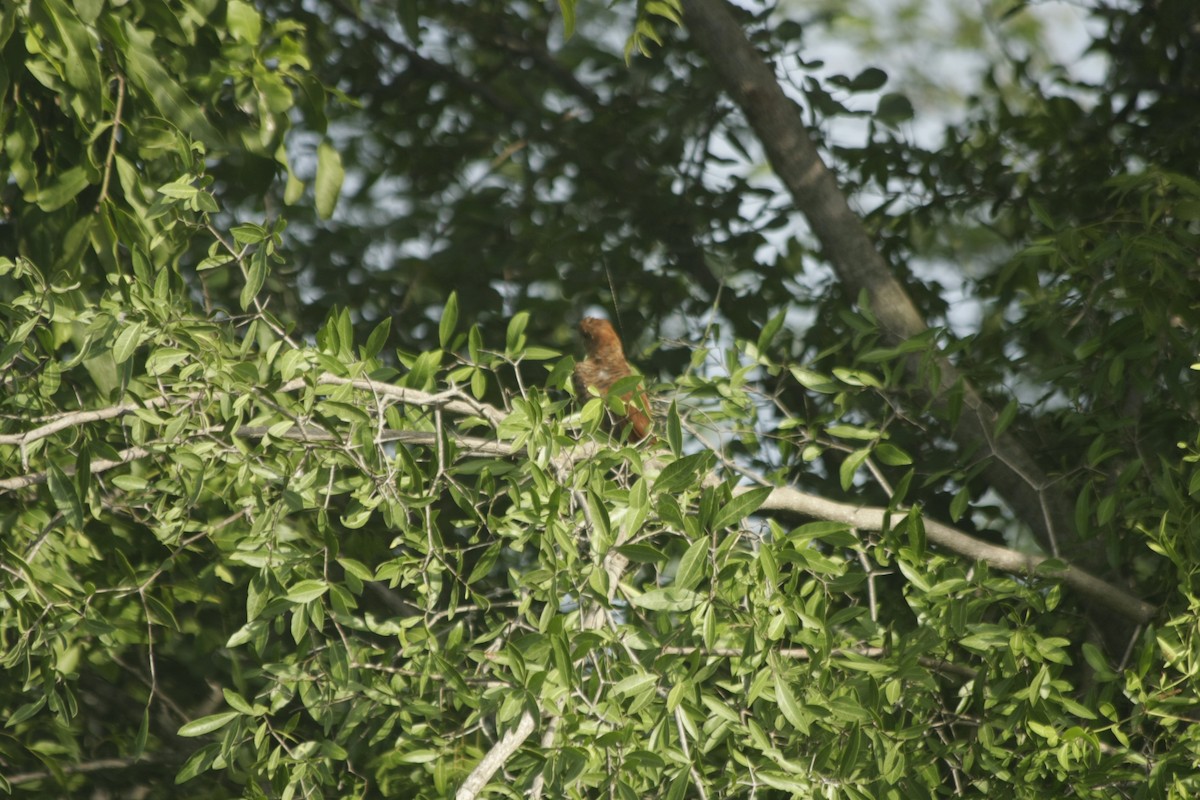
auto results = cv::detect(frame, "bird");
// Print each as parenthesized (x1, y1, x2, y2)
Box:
(572, 317, 654, 443)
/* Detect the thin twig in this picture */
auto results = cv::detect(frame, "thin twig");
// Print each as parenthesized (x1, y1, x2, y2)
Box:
(95, 73, 126, 211)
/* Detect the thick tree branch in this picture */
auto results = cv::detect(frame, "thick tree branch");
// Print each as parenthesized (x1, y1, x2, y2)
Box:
(455, 708, 538, 800)
(680, 0, 1081, 564)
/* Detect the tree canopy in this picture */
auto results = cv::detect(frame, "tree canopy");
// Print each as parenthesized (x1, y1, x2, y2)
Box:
(2, 0, 1199, 797)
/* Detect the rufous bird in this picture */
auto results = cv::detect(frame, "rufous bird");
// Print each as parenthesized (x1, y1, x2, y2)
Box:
(573, 317, 654, 443)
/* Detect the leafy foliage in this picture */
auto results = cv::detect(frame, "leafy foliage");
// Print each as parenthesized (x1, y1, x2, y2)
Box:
(2, 0, 1200, 798)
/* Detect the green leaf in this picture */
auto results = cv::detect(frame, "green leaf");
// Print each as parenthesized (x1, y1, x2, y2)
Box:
(117, 20, 221, 143)
(1074, 481, 1093, 537)
(616, 544, 666, 563)
(178, 712, 239, 737)
(157, 177, 200, 199)
(557, 0, 575, 38)
(196, 254, 233, 272)
(586, 491, 612, 553)
(545, 355, 575, 391)
(146, 347, 189, 376)
(839, 448, 870, 491)
(848, 67, 888, 92)
(876, 92, 914, 125)
(506, 311, 530, 355)
(773, 674, 808, 733)
(226, 0, 263, 43)
(74, 446, 91, 510)
(905, 506, 926, 559)
(174, 743, 218, 783)
(790, 366, 839, 394)
(439, 292, 458, 348)
(790, 521, 854, 543)
(654, 452, 712, 495)
(112, 321, 145, 365)
(286, 580, 329, 604)
(284, 170, 305, 205)
(134, 706, 149, 757)
(674, 536, 709, 591)
(363, 317, 391, 359)
(666, 399, 682, 455)
(1081, 643, 1117, 680)
(874, 443, 911, 466)
(230, 223, 267, 245)
(832, 367, 881, 388)
(949, 486, 970, 522)
(315, 139, 345, 220)
(833, 652, 894, 676)
(222, 689, 255, 715)
(666, 769, 689, 800)
(826, 423, 878, 441)
(337, 558, 375, 581)
(645, 0, 681, 25)
(5, 696, 46, 728)
(711, 486, 772, 531)
(38, 0, 102, 99)
(468, 324, 483, 362)
(1029, 197, 1055, 229)
(35, 166, 91, 211)
(48, 463, 84, 529)
(467, 541, 501, 585)
(520, 346, 559, 360)
(290, 606, 307, 643)
(240, 247, 268, 310)
(994, 399, 1018, 438)
(613, 671, 658, 698)
(757, 308, 787, 353)
(625, 477, 649, 540)
(630, 587, 701, 611)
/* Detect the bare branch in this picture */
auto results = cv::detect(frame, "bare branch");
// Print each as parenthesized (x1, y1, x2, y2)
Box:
(0, 445, 152, 491)
(279, 373, 508, 427)
(753, 485, 1156, 624)
(0, 372, 507, 452)
(454, 708, 538, 800)
(0, 399, 174, 447)
(7, 756, 157, 786)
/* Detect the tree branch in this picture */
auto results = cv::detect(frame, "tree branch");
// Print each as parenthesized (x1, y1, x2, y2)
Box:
(454, 708, 538, 800)
(679, 0, 1081, 565)
(0, 444, 152, 491)
(752, 485, 1155, 624)
(0, 399, 174, 448)
(0, 372, 507, 451)
(277, 374, 509, 427)
(7, 755, 158, 786)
